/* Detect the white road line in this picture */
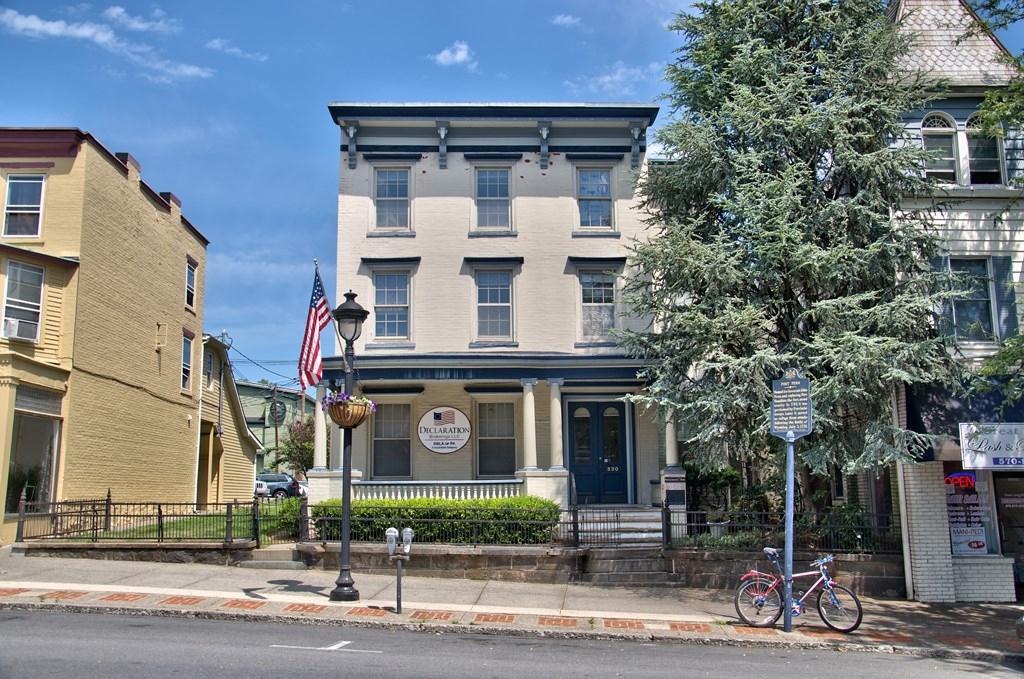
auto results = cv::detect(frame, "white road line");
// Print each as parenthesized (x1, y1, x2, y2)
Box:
(270, 641, 382, 653)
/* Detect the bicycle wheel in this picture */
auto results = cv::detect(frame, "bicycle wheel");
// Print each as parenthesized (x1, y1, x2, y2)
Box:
(734, 578, 783, 628)
(816, 583, 863, 633)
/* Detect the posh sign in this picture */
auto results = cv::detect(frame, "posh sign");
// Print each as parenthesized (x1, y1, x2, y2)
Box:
(959, 423, 1024, 469)
(418, 407, 471, 454)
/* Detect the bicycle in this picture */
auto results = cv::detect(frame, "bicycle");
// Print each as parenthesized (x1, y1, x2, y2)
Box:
(733, 546, 863, 633)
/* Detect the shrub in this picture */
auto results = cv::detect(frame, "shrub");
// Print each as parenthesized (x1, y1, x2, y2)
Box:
(310, 496, 560, 545)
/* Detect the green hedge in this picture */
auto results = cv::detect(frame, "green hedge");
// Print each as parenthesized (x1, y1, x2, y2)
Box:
(311, 496, 561, 545)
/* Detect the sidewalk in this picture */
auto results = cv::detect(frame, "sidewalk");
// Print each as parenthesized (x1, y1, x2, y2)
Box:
(0, 546, 1021, 662)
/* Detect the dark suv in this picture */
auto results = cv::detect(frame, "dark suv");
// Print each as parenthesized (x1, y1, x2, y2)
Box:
(256, 473, 302, 499)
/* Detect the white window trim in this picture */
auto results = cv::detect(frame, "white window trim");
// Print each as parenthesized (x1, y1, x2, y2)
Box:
(372, 165, 413, 232)
(370, 400, 413, 479)
(370, 269, 413, 343)
(578, 269, 619, 341)
(474, 397, 518, 478)
(2, 259, 44, 343)
(574, 165, 615, 230)
(185, 259, 197, 310)
(3, 173, 46, 239)
(471, 266, 516, 344)
(920, 112, 1007, 187)
(947, 256, 996, 345)
(965, 114, 1006, 186)
(471, 165, 514, 232)
(182, 334, 193, 392)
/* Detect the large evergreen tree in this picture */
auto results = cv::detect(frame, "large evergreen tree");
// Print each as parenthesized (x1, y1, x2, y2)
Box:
(619, 0, 966, 475)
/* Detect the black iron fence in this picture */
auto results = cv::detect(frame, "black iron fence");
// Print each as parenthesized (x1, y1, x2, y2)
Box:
(666, 508, 902, 554)
(14, 491, 301, 546)
(15, 492, 901, 554)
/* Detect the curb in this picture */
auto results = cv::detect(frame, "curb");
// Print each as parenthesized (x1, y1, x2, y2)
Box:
(2, 597, 1022, 665)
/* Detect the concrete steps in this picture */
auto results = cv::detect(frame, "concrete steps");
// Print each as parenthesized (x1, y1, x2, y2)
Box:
(580, 547, 681, 586)
(238, 545, 307, 570)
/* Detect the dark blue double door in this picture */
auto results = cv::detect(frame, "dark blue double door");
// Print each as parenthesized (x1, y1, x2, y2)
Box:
(569, 402, 628, 504)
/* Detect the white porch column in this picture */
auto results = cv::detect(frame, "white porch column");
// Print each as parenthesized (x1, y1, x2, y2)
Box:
(521, 378, 539, 470)
(547, 378, 564, 469)
(664, 416, 680, 468)
(313, 383, 328, 470)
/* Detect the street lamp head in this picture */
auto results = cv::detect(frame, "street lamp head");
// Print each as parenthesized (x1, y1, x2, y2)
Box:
(333, 290, 369, 343)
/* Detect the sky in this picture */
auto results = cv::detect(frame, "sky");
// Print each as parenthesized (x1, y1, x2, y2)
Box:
(1, 1, 1021, 392)
(0, 0, 688, 390)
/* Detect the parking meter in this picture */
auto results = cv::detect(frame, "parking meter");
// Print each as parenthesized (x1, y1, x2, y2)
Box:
(386, 527, 398, 556)
(402, 527, 414, 555)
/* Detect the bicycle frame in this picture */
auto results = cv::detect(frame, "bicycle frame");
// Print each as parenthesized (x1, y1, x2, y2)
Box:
(738, 552, 838, 609)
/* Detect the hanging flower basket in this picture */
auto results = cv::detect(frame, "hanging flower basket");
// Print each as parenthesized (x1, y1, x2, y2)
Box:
(327, 402, 371, 428)
(322, 391, 375, 429)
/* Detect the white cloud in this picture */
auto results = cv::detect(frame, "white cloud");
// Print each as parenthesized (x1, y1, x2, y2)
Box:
(551, 14, 582, 28)
(431, 40, 477, 71)
(206, 38, 269, 63)
(101, 6, 181, 34)
(0, 8, 211, 83)
(564, 61, 664, 97)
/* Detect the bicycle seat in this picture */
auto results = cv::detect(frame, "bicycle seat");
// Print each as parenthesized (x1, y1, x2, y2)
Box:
(763, 547, 779, 557)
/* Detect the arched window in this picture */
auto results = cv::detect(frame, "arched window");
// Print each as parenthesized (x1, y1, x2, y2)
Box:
(921, 113, 957, 182)
(966, 114, 1003, 185)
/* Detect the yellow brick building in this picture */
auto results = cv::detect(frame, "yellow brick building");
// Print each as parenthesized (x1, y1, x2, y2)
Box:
(0, 129, 258, 544)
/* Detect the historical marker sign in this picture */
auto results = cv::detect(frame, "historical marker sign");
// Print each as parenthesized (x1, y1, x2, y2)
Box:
(770, 369, 812, 441)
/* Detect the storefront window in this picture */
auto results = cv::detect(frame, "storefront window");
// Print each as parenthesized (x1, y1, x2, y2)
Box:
(943, 461, 998, 555)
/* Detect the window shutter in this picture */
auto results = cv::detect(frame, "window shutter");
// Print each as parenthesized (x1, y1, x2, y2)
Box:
(930, 255, 953, 336)
(991, 256, 1019, 340)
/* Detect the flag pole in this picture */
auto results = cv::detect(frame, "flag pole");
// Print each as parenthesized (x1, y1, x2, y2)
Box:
(313, 258, 350, 376)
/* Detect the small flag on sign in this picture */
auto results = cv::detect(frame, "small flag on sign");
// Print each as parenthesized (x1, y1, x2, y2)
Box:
(434, 410, 455, 425)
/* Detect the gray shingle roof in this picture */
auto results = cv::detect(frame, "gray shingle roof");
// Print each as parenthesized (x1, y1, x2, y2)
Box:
(896, 0, 1017, 86)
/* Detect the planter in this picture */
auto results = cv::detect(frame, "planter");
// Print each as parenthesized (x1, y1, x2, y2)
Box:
(326, 402, 371, 429)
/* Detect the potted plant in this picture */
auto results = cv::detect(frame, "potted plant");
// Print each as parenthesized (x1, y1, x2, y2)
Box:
(322, 390, 376, 429)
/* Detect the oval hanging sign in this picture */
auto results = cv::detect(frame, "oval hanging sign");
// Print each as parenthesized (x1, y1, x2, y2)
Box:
(417, 407, 472, 454)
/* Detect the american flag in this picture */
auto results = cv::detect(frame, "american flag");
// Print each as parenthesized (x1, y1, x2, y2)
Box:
(298, 269, 332, 390)
(434, 410, 455, 425)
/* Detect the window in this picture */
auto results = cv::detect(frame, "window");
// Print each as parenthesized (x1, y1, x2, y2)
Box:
(372, 403, 411, 477)
(476, 169, 510, 229)
(375, 168, 409, 229)
(373, 272, 409, 339)
(581, 271, 616, 338)
(3, 174, 44, 237)
(204, 352, 214, 389)
(578, 169, 612, 227)
(921, 113, 957, 182)
(478, 402, 516, 476)
(185, 259, 197, 308)
(2, 261, 43, 342)
(5, 410, 61, 513)
(948, 258, 994, 341)
(182, 335, 193, 391)
(476, 270, 512, 339)
(967, 115, 1003, 185)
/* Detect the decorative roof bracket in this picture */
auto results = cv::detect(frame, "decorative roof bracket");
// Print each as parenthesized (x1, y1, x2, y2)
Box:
(629, 122, 643, 169)
(538, 121, 551, 169)
(344, 122, 358, 169)
(437, 121, 449, 169)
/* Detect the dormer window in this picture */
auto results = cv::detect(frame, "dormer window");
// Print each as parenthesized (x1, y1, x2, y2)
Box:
(966, 115, 1003, 185)
(921, 113, 957, 183)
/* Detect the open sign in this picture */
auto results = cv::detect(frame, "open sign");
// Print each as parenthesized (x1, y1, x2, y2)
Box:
(944, 471, 976, 489)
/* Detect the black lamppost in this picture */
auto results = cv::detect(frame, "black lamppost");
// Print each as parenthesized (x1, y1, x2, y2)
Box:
(329, 290, 368, 602)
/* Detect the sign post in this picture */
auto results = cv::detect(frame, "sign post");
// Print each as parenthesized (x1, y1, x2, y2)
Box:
(770, 368, 813, 633)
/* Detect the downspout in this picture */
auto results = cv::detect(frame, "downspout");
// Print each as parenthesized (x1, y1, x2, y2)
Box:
(893, 388, 914, 600)
(896, 463, 914, 601)
(193, 337, 207, 506)
(217, 350, 224, 437)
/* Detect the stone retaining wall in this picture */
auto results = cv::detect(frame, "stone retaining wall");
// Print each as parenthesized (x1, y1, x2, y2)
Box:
(664, 549, 907, 598)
